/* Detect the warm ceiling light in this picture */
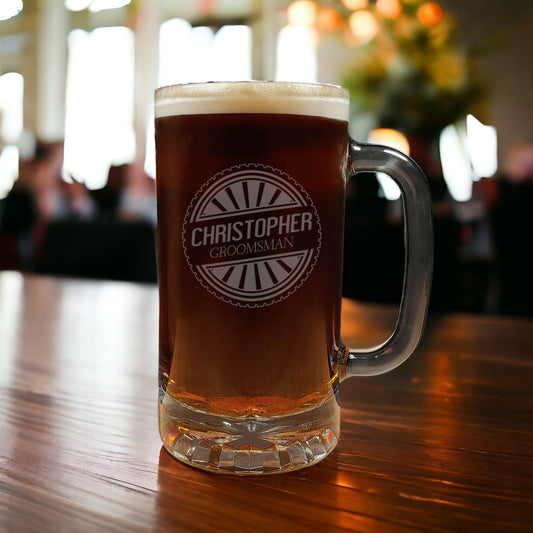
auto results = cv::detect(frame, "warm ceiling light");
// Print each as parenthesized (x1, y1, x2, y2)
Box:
(369, 128, 410, 155)
(0, 0, 22, 20)
(376, 0, 403, 19)
(348, 10, 379, 43)
(66, 0, 131, 11)
(287, 1, 318, 27)
(316, 7, 344, 32)
(65, 0, 90, 10)
(342, 0, 369, 10)
(369, 128, 410, 201)
(89, 0, 130, 12)
(417, 2, 444, 27)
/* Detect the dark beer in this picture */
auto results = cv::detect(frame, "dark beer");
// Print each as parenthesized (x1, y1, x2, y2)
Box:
(155, 82, 350, 473)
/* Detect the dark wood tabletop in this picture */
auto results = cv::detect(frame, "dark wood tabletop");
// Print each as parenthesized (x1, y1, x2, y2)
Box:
(1, 272, 532, 532)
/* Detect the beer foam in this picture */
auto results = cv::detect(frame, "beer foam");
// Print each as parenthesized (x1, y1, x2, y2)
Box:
(155, 81, 349, 121)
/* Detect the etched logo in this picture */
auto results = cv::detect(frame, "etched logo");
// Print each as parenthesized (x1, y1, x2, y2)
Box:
(182, 164, 321, 307)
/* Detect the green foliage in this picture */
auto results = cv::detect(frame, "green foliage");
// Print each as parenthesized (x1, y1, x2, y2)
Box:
(341, 2, 486, 137)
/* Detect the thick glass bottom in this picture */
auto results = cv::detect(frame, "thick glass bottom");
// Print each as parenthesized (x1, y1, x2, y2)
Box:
(159, 389, 340, 475)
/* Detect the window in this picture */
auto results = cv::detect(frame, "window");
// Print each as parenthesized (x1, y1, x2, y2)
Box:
(276, 25, 317, 82)
(0, 72, 23, 198)
(63, 26, 135, 189)
(158, 18, 252, 86)
(145, 19, 252, 178)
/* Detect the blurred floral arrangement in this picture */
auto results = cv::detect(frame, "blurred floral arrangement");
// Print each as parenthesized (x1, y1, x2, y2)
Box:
(343, 0, 485, 137)
(289, 0, 486, 138)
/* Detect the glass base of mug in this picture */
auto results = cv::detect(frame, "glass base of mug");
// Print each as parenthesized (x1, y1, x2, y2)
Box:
(159, 389, 340, 475)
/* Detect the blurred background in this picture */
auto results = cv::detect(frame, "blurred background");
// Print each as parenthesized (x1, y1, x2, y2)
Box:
(0, 0, 532, 315)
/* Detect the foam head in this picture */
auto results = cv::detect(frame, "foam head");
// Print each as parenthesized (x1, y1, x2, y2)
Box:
(155, 81, 349, 121)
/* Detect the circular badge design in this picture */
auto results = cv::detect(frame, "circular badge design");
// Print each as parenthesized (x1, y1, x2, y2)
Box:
(182, 164, 321, 307)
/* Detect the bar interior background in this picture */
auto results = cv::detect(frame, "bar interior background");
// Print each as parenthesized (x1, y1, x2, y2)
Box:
(1, 0, 532, 316)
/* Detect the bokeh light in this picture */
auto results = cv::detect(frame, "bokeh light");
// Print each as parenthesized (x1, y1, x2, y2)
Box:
(316, 7, 344, 33)
(342, 0, 369, 9)
(417, 2, 444, 27)
(369, 128, 410, 156)
(348, 10, 379, 43)
(287, 0, 317, 27)
(376, 0, 403, 19)
(0, 0, 22, 20)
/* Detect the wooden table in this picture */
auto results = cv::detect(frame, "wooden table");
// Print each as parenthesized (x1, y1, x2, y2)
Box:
(1, 272, 532, 532)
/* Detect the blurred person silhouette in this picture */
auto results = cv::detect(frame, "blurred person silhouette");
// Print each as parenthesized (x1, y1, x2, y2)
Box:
(118, 160, 156, 226)
(37, 159, 156, 283)
(89, 163, 126, 220)
(0, 172, 38, 270)
(90, 161, 156, 225)
(0, 140, 93, 269)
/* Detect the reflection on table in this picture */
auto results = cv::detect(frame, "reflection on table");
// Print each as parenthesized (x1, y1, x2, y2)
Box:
(0, 272, 532, 531)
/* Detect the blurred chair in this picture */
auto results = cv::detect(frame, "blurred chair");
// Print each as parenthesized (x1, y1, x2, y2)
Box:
(35, 219, 157, 283)
(89, 163, 127, 220)
(492, 178, 533, 316)
(0, 186, 39, 269)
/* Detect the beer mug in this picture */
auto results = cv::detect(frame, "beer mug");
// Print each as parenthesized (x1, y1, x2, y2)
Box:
(155, 81, 432, 475)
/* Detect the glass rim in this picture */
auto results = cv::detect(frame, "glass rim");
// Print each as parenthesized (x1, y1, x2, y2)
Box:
(155, 80, 349, 121)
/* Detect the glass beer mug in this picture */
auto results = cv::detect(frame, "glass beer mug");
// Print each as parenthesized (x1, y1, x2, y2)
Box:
(155, 81, 433, 475)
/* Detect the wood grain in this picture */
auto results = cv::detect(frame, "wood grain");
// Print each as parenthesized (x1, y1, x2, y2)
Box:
(0, 272, 532, 532)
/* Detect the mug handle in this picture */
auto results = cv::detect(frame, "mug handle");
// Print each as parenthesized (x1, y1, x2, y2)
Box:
(341, 140, 434, 378)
